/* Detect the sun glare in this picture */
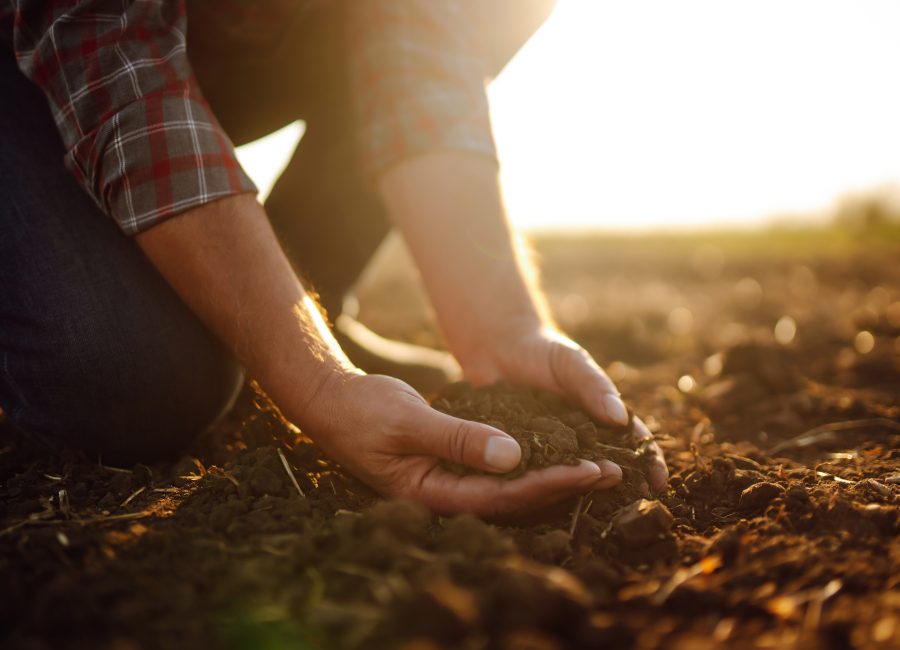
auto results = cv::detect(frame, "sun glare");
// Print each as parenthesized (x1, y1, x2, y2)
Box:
(237, 0, 900, 232)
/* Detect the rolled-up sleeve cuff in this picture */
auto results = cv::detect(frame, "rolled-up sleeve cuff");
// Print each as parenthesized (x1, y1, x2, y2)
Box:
(360, 87, 498, 178)
(67, 90, 257, 236)
(349, 1, 499, 180)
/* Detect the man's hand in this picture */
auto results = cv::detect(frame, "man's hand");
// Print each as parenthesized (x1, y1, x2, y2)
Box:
(379, 152, 669, 494)
(457, 325, 669, 492)
(137, 194, 623, 516)
(306, 372, 623, 516)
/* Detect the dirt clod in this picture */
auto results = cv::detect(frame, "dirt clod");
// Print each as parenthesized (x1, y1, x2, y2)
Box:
(611, 499, 675, 546)
(247, 466, 283, 496)
(432, 381, 650, 482)
(738, 481, 784, 512)
(531, 529, 573, 563)
(2, 234, 899, 649)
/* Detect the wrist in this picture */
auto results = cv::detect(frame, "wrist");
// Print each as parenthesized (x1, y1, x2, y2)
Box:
(454, 314, 557, 386)
(267, 357, 362, 433)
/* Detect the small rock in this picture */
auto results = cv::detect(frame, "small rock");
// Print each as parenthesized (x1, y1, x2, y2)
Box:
(531, 530, 572, 563)
(785, 485, 810, 503)
(612, 499, 674, 546)
(738, 482, 783, 512)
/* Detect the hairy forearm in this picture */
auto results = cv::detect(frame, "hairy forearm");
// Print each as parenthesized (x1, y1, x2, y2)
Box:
(378, 153, 551, 367)
(136, 194, 356, 423)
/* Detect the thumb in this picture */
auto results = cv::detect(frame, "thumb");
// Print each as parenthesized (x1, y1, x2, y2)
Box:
(404, 404, 522, 473)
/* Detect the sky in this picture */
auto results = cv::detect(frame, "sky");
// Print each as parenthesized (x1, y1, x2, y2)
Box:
(236, 0, 900, 232)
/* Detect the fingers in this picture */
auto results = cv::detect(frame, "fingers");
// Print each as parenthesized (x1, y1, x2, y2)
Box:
(397, 402, 522, 473)
(547, 342, 669, 492)
(415, 459, 623, 517)
(549, 343, 629, 426)
(633, 416, 669, 492)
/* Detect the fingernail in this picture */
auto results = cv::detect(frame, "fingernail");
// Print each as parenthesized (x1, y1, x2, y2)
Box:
(602, 394, 629, 425)
(484, 436, 521, 472)
(578, 460, 604, 485)
(597, 459, 623, 484)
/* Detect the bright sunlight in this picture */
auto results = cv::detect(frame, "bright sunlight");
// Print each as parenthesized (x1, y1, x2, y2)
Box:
(237, 0, 900, 231)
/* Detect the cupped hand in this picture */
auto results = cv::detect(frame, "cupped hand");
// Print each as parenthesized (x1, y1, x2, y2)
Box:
(305, 372, 622, 516)
(458, 325, 669, 492)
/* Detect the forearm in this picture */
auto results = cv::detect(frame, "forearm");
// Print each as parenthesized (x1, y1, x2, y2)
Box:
(378, 152, 551, 369)
(136, 194, 356, 424)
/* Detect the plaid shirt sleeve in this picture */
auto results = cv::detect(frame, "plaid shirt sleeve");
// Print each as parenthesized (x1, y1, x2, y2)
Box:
(348, 1, 498, 179)
(7, 0, 257, 235)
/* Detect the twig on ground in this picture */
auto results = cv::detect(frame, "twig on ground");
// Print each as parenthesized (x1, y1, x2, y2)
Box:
(767, 579, 842, 626)
(58, 489, 70, 517)
(860, 479, 891, 497)
(277, 447, 305, 497)
(77, 510, 154, 524)
(0, 519, 30, 537)
(815, 470, 857, 486)
(651, 556, 722, 605)
(804, 580, 843, 630)
(0, 509, 155, 537)
(210, 467, 240, 487)
(768, 418, 900, 455)
(120, 486, 146, 508)
(569, 494, 586, 538)
(98, 462, 132, 474)
(190, 457, 207, 476)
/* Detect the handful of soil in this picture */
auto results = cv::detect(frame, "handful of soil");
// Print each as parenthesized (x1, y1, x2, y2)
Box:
(431, 381, 653, 480)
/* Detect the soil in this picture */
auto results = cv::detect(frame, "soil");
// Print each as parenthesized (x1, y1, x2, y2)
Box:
(431, 381, 651, 482)
(1, 229, 899, 650)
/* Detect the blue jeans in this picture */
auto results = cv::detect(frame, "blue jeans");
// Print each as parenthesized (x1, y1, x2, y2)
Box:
(0, 51, 244, 464)
(0, 1, 556, 463)
(0, 4, 390, 463)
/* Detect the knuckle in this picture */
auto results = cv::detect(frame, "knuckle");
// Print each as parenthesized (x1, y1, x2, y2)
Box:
(443, 420, 472, 464)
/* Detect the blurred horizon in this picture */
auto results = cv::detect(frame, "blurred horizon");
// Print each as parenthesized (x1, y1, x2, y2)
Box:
(237, 0, 900, 232)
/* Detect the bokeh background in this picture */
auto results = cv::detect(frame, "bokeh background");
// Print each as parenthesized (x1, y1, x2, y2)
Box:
(237, 0, 900, 232)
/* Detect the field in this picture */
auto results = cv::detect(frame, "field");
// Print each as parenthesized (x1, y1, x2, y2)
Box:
(2, 226, 899, 649)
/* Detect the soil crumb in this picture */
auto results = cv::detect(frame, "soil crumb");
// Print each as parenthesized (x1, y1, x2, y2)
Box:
(2, 233, 899, 649)
(432, 381, 653, 483)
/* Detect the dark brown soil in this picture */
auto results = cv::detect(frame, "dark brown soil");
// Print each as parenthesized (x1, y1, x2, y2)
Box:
(2, 230, 899, 650)
(432, 381, 652, 482)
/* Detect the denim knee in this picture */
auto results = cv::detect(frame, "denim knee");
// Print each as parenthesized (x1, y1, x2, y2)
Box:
(0, 289, 243, 464)
(0, 49, 244, 464)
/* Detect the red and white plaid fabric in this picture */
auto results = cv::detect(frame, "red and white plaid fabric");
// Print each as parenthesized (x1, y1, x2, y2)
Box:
(1, 0, 496, 235)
